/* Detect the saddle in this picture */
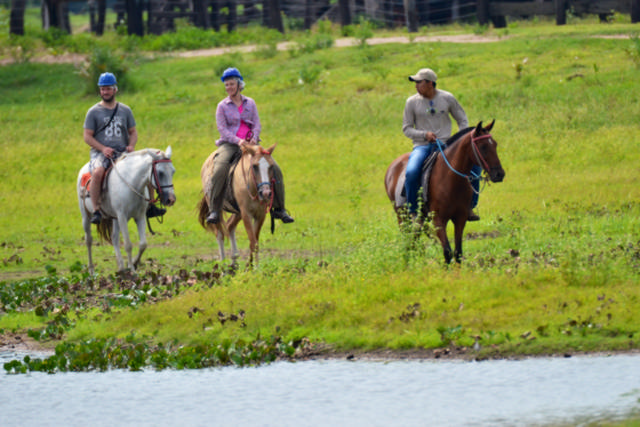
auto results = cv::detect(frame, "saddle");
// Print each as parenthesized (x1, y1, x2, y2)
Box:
(396, 151, 439, 210)
(80, 165, 115, 198)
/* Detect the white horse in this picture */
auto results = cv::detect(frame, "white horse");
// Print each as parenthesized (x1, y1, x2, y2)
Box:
(77, 147, 176, 274)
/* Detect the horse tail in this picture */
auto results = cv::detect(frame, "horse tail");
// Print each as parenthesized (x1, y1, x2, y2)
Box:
(96, 219, 113, 243)
(197, 195, 229, 237)
(197, 196, 211, 229)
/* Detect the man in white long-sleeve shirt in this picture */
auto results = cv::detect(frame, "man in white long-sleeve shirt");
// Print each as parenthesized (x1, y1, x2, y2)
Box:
(402, 67, 481, 221)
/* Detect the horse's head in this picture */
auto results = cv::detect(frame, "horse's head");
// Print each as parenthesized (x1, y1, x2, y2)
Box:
(471, 120, 505, 183)
(243, 143, 277, 202)
(150, 146, 177, 207)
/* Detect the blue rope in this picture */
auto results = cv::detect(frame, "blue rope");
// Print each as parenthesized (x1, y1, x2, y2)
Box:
(435, 138, 481, 181)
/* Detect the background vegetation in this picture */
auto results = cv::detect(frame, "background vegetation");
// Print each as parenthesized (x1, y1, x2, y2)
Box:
(1, 11, 639, 364)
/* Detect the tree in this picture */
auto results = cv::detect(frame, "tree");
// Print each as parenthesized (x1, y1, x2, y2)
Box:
(10, 0, 26, 35)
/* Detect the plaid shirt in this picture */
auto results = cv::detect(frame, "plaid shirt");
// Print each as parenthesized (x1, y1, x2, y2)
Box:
(215, 95, 261, 146)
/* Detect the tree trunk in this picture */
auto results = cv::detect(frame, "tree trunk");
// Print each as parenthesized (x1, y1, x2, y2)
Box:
(632, 0, 640, 23)
(555, 0, 567, 25)
(403, 0, 418, 32)
(476, 0, 489, 25)
(10, 0, 26, 35)
(193, 0, 211, 29)
(304, 0, 314, 30)
(89, 0, 106, 35)
(126, 0, 144, 36)
(338, 0, 350, 26)
(266, 0, 284, 33)
(41, 0, 71, 33)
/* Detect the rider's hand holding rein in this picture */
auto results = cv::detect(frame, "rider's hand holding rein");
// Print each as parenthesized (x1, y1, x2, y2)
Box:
(425, 131, 437, 142)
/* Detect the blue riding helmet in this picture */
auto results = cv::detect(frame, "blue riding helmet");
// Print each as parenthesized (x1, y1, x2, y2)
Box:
(98, 72, 117, 86)
(221, 67, 243, 82)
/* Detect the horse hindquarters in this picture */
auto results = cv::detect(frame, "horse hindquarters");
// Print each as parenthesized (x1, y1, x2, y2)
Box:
(384, 153, 410, 224)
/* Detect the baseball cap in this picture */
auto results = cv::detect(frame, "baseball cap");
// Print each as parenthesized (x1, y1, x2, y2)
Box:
(408, 68, 437, 82)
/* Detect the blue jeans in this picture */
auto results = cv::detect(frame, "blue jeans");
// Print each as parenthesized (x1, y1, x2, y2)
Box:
(405, 145, 436, 214)
(405, 145, 482, 214)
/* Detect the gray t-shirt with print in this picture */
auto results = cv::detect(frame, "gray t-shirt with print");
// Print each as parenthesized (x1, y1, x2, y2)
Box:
(83, 102, 136, 160)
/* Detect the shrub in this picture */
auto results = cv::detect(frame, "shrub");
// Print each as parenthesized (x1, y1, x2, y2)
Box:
(77, 46, 131, 94)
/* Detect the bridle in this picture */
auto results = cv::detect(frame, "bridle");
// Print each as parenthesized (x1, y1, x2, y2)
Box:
(242, 149, 275, 210)
(150, 158, 174, 203)
(111, 154, 174, 203)
(435, 129, 494, 192)
(469, 131, 493, 174)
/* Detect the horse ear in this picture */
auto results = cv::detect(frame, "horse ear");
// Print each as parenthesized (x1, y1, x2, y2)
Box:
(165, 146, 172, 158)
(475, 121, 483, 132)
(243, 145, 256, 155)
(485, 119, 495, 132)
(266, 143, 277, 154)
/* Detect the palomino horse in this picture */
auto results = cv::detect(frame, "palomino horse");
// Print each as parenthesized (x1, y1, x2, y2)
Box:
(77, 147, 176, 274)
(198, 144, 277, 266)
(385, 121, 505, 263)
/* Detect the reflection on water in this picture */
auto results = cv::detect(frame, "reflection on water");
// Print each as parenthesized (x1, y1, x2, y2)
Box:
(1, 352, 639, 427)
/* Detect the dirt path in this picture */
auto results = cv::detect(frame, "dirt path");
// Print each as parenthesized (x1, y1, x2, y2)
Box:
(0, 34, 504, 66)
(170, 34, 504, 59)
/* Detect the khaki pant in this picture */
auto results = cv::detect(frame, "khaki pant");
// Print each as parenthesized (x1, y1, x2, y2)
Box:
(208, 143, 287, 214)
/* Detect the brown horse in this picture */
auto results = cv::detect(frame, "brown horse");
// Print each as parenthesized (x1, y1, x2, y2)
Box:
(385, 121, 505, 263)
(198, 144, 277, 266)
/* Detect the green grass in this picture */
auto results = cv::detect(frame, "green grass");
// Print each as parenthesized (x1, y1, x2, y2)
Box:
(0, 15, 639, 361)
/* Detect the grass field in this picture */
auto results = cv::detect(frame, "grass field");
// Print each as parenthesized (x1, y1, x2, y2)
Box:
(1, 14, 639, 362)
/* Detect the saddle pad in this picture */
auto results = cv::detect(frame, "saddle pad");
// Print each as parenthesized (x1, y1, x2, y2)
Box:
(80, 172, 92, 190)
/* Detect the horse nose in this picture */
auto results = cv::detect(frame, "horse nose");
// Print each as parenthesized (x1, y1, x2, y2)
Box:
(262, 187, 272, 200)
(164, 193, 176, 206)
(492, 168, 505, 182)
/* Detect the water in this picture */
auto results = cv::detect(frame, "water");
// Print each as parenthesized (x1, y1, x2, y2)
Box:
(1, 352, 639, 426)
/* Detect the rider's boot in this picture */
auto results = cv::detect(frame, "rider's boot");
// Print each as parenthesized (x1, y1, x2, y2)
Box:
(206, 211, 220, 224)
(468, 209, 480, 222)
(90, 210, 102, 225)
(271, 209, 294, 223)
(146, 203, 167, 218)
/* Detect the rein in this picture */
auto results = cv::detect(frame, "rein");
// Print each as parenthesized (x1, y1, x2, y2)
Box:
(435, 130, 493, 193)
(110, 154, 174, 203)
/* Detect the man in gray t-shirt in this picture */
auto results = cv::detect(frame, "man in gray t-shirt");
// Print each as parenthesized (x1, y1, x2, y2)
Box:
(83, 72, 137, 225)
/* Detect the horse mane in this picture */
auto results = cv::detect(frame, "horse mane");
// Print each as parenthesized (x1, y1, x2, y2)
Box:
(445, 127, 474, 148)
(119, 148, 167, 162)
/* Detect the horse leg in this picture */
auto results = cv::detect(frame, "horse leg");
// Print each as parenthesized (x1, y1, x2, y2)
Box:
(253, 217, 265, 267)
(240, 212, 258, 266)
(227, 214, 242, 261)
(433, 217, 453, 264)
(132, 215, 147, 269)
(79, 195, 95, 274)
(215, 224, 226, 261)
(453, 219, 466, 263)
(115, 215, 135, 272)
(111, 219, 126, 272)
(83, 212, 94, 275)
